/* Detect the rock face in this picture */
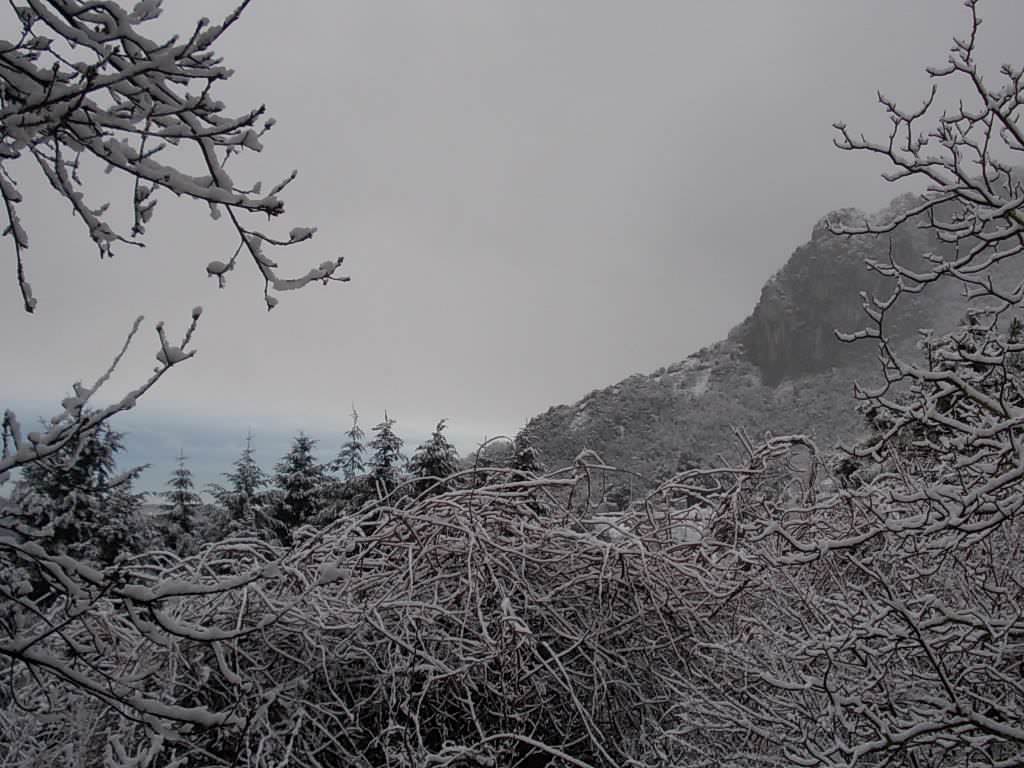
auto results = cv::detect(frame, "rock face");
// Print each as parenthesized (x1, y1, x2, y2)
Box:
(733, 197, 948, 384)
(524, 195, 960, 481)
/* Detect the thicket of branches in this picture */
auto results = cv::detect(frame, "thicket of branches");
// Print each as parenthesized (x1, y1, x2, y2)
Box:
(672, 2, 1024, 761)
(1, 468, 701, 766)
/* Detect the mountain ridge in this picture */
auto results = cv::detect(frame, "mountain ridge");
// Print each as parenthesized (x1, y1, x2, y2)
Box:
(524, 193, 963, 481)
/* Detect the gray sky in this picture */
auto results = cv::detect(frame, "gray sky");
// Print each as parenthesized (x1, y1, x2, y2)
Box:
(6, 1, 1024, 465)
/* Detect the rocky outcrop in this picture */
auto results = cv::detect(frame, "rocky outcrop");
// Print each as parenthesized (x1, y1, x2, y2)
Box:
(732, 198, 947, 385)
(525, 194, 962, 481)
(526, 339, 867, 482)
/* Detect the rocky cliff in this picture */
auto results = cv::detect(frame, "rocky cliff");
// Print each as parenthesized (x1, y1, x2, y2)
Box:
(524, 194, 962, 481)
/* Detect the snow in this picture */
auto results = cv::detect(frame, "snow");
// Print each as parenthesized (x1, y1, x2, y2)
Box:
(206, 260, 233, 288)
(569, 407, 592, 432)
(260, 563, 282, 579)
(687, 368, 711, 397)
(155, 346, 188, 365)
(316, 563, 347, 586)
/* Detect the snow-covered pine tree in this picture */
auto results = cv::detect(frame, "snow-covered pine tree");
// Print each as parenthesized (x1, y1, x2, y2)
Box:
(17, 422, 147, 566)
(208, 433, 270, 538)
(158, 450, 201, 554)
(270, 433, 331, 544)
(510, 428, 544, 475)
(368, 414, 406, 497)
(509, 428, 548, 513)
(408, 420, 460, 496)
(334, 409, 367, 482)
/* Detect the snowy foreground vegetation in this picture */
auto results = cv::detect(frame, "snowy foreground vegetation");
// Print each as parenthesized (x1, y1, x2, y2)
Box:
(3, 1, 1024, 765)
(3, 418, 1024, 766)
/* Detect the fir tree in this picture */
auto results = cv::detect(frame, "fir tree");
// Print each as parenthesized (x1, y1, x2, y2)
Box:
(18, 421, 148, 566)
(270, 433, 330, 543)
(158, 450, 202, 553)
(367, 413, 405, 497)
(408, 420, 460, 495)
(510, 428, 544, 475)
(334, 408, 366, 482)
(208, 432, 270, 537)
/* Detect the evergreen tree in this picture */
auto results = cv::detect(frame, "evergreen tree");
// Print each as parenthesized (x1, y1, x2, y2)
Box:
(367, 413, 405, 497)
(158, 450, 201, 553)
(408, 420, 460, 495)
(510, 428, 544, 475)
(18, 421, 148, 566)
(208, 432, 270, 537)
(334, 408, 366, 482)
(270, 433, 330, 544)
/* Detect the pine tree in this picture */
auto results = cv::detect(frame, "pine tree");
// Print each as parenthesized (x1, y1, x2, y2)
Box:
(18, 421, 148, 566)
(367, 413, 405, 497)
(208, 432, 270, 537)
(158, 450, 202, 553)
(408, 420, 460, 495)
(334, 408, 366, 482)
(270, 433, 330, 543)
(510, 428, 544, 475)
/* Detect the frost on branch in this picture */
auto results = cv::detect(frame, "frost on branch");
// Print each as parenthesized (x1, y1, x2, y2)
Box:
(0, 0, 347, 313)
(1, 311, 199, 484)
(0, 1, 358, 754)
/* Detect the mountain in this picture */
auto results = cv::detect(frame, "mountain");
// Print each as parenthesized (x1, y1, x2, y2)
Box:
(524, 193, 967, 483)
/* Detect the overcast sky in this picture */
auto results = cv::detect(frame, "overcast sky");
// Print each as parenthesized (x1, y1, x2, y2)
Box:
(6, 1, 1024, 475)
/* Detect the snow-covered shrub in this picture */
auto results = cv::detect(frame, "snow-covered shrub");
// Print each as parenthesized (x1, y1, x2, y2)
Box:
(658, 3, 1024, 762)
(2, 469, 721, 767)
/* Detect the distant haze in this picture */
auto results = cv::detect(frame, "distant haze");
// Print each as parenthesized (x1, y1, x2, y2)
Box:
(6, 1, 1024, 472)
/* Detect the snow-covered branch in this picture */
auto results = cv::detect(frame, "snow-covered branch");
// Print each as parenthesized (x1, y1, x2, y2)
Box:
(1, 0, 347, 313)
(1, 308, 200, 484)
